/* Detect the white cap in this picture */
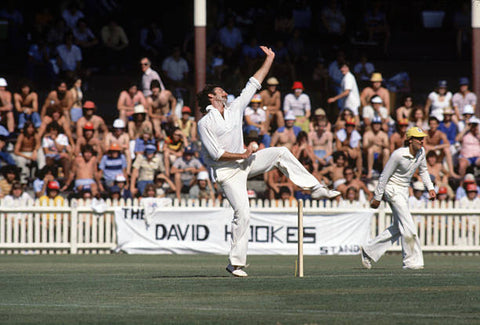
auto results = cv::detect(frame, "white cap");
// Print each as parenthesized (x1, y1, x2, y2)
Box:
(0, 78, 7, 87)
(412, 181, 425, 191)
(197, 171, 209, 181)
(371, 96, 383, 104)
(113, 119, 125, 128)
(463, 104, 474, 115)
(134, 104, 146, 114)
(115, 174, 126, 182)
(284, 111, 296, 120)
(468, 116, 480, 124)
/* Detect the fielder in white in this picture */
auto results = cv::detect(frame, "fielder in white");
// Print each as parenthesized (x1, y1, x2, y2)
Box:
(197, 46, 340, 277)
(362, 127, 436, 270)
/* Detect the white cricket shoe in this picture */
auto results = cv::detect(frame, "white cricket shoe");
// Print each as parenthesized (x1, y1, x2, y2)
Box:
(402, 265, 424, 270)
(226, 264, 248, 277)
(311, 186, 341, 199)
(360, 247, 372, 269)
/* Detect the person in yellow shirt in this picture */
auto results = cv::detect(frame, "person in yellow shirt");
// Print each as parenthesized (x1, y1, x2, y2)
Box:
(39, 180, 65, 222)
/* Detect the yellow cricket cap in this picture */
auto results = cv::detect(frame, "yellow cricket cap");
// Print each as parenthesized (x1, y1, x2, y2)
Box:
(406, 127, 427, 139)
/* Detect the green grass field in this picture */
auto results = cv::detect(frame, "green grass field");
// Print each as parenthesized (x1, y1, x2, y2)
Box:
(0, 254, 479, 324)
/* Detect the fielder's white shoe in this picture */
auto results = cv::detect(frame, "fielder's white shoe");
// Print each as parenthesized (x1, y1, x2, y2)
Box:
(360, 247, 372, 269)
(226, 264, 248, 277)
(402, 265, 424, 270)
(311, 186, 341, 199)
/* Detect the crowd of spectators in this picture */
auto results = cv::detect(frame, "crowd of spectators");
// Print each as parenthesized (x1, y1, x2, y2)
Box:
(0, 0, 478, 207)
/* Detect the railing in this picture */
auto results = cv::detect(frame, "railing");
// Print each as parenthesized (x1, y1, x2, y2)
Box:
(0, 198, 479, 254)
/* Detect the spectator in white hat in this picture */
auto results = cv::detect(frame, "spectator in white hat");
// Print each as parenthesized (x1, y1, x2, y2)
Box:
(104, 118, 131, 171)
(457, 116, 480, 177)
(408, 181, 427, 209)
(188, 170, 215, 201)
(457, 104, 475, 133)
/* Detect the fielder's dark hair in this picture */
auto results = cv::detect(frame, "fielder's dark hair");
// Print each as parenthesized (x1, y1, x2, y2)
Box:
(197, 84, 222, 114)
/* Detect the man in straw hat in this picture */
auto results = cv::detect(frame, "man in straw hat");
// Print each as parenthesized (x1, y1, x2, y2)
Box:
(360, 72, 391, 114)
(361, 126, 436, 270)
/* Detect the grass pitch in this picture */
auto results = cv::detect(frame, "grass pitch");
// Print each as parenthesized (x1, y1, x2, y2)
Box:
(0, 254, 479, 324)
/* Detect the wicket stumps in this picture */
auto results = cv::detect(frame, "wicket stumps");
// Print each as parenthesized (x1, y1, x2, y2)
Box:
(296, 199, 304, 277)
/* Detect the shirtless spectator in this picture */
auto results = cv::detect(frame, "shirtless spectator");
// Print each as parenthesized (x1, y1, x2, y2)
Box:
(265, 167, 295, 200)
(128, 104, 154, 141)
(75, 101, 108, 140)
(395, 95, 414, 122)
(270, 112, 301, 151)
(308, 116, 333, 167)
(335, 117, 362, 178)
(337, 166, 373, 203)
(259, 77, 283, 132)
(75, 122, 104, 160)
(140, 57, 165, 97)
(457, 116, 480, 177)
(41, 80, 73, 121)
(318, 151, 347, 189)
(42, 121, 72, 180)
(117, 82, 147, 123)
(0, 77, 14, 133)
(292, 131, 319, 172)
(362, 117, 390, 179)
(424, 116, 459, 178)
(389, 118, 409, 153)
(147, 79, 176, 138)
(425, 150, 454, 198)
(360, 72, 391, 114)
(13, 80, 41, 129)
(309, 108, 332, 133)
(13, 121, 40, 183)
(37, 104, 74, 146)
(104, 119, 131, 171)
(61, 144, 101, 195)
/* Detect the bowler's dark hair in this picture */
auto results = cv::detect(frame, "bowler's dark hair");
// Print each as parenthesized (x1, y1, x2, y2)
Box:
(197, 84, 222, 114)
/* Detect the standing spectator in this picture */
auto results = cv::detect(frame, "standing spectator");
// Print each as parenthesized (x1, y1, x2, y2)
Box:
(104, 119, 131, 171)
(270, 112, 301, 151)
(328, 50, 346, 102)
(457, 116, 480, 177)
(14, 80, 41, 129)
(100, 18, 129, 71)
(452, 77, 477, 122)
(283, 81, 311, 132)
(55, 31, 83, 81)
(140, 57, 165, 97)
(130, 143, 166, 197)
(327, 61, 361, 118)
(75, 101, 108, 139)
(161, 47, 190, 97)
(117, 83, 147, 123)
(359, 72, 391, 115)
(335, 117, 363, 178)
(260, 77, 283, 132)
(363, 117, 390, 179)
(13, 121, 39, 183)
(98, 143, 128, 189)
(170, 146, 206, 200)
(0, 77, 14, 133)
(424, 80, 452, 122)
(188, 170, 215, 201)
(244, 94, 271, 148)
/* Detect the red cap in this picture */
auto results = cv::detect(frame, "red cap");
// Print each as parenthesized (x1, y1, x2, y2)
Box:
(438, 186, 447, 194)
(47, 181, 60, 190)
(83, 122, 94, 130)
(83, 101, 96, 109)
(292, 81, 304, 90)
(466, 183, 478, 192)
(398, 118, 409, 126)
(345, 117, 356, 126)
(181, 106, 192, 114)
(109, 143, 121, 151)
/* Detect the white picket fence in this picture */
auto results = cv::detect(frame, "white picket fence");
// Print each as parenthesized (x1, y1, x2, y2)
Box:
(0, 198, 479, 254)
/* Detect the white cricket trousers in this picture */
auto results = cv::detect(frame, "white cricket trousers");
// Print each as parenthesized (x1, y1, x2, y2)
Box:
(214, 146, 320, 266)
(363, 184, 424, 268)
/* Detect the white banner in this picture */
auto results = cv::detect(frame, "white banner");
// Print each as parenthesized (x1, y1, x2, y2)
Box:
(114, 206, 373, 255)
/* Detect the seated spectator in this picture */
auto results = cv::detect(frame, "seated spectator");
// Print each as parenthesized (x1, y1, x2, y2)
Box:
(75, 101, 108, 140)
(177, 106, 197, 144)
(108, 185, 122, 200)
(0, 134, 15, 166)
(13, 80, 41, 129)
(188, 170, 215, 201)
(390, 118, 409, 153)
(147, 79, 176, 139)
(104, 118, 131, 171)
(61, 144, 101, 196)
(13, 121, 40, 183)
(164, 127, 187, 165)
(98, 143, 128, 189)
(395, 95, 414, 122)
(362, 95, 390, 132)
(455, 173, 479, 201)
(452, 77, 477, 122)
(0, 165, 20, 198)
(270, 112, 301, 151)
(338, 166, 373, 202)
(424, 80, 452, 123)
(142, 183, 157, 198)
(437, 186, 449, 203)
(69, 76, 83, 124)
(457, 116, 480, 177)
(128, 105, 153, 141)
(292, 131, 319, 172)
(266, 167, 295, 200)
(425, 150, 454, 198)
(457, 104, 475, 133)
(133, 125, 156, 158)
(425, 116, 459, 178)
(335, 117, 362, 178)
(259, 77, 283, 133)
(130, 143, 166, 197)
(459, 183, 480, 207)
(32, 165, 57, 198)
(0, 77, 14, 133)
(283, 81, 311, 132)
(153, 172, 176, 199)
(409, 181, 427, 209)
(360, 72, 391, 115)
(112, 174, 132, 200)
(438, 107, 459, 160)
(117, 83, 147, 123)
(40, 79, 74, 121)
(309, 107, 332, 133)
(363, 117, 390, 179)
(334, 108, 356, 132)
(318, 151, 347, 189)
(244, 94, 271, 148)
(39, 180, 64, 206)
(75, 121, 104, 160)
(308, 114, 333, 167)
(408, 106, 428, 131)
(42, 121, 72, 180)
(37, 104, 74, 146)
(3, 181, 32, 204)
(170, 146, 206, 200)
